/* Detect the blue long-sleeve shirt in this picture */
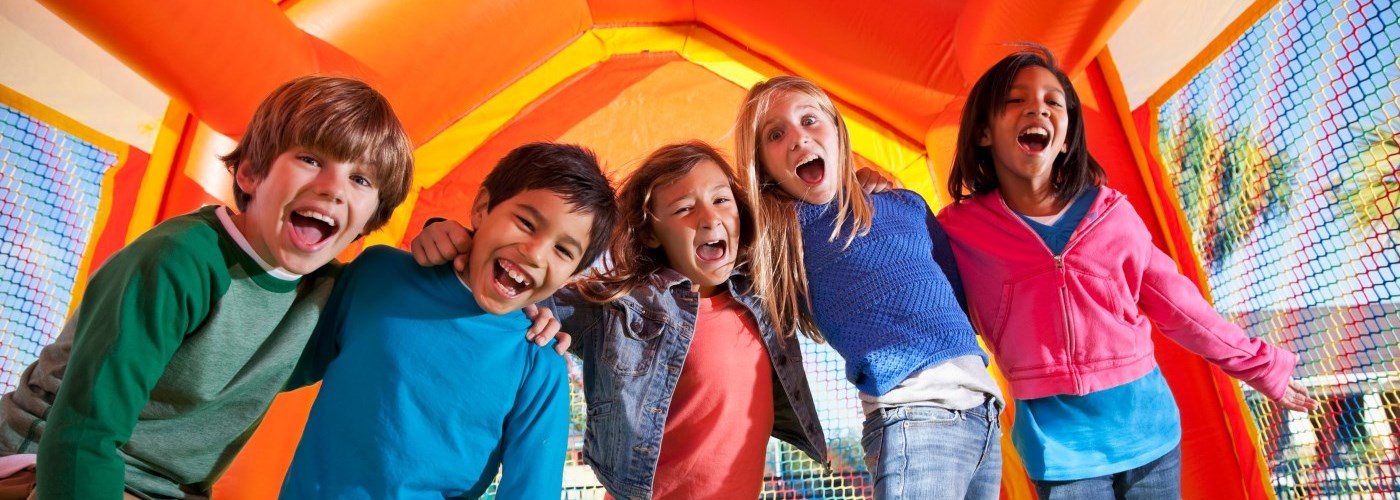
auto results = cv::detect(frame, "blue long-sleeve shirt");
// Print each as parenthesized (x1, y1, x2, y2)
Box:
(281, 245, 568, 499)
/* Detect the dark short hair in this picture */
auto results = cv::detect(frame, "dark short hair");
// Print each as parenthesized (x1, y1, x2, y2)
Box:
(220, 75, 414, 233)
(481, 142, 618, 274)
(948, 44, 1104, 203)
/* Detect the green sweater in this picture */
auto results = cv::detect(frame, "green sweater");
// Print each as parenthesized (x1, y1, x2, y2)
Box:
(0, 206, 337, 499)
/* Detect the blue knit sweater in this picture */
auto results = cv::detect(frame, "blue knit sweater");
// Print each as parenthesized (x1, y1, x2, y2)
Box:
(797, 189, 987, 396)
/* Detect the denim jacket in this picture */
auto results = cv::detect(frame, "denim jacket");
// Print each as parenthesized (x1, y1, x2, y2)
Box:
(543, 269, 828, 499)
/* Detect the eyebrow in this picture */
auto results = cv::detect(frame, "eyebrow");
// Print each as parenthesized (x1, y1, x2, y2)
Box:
(520, 203, 583, 253)
(760, 104, 821, 131)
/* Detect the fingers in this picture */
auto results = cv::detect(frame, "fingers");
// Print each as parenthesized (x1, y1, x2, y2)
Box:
(1278, 381, 1318, 413)
(410, 220, 474, 266)
(855, 167, 894, 194)
(454, 254, 469, 273)
(553, 331, 572, 355)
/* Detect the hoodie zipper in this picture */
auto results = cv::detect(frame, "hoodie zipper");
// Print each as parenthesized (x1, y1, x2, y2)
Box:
(998, 193, 1121, 394)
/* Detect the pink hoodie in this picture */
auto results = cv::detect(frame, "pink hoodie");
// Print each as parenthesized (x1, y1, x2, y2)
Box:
(938, 187, 1297, 401)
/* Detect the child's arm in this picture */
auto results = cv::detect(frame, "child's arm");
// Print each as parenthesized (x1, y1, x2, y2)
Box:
(532, 284, 603, 357)
(1130, 213, 1316, 411)
(37, 245, 217, 498)
(926, 206, 969, 313)
(497, 353, 570, 497)
(284, 265, 357, 390)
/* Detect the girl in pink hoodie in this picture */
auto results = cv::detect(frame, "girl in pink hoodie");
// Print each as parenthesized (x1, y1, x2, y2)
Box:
(938, 45, 1316, 499)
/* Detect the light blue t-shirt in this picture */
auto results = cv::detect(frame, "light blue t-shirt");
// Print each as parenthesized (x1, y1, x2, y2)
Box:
(1011, 369, 1181, 480)
(281, 245, 569, 499)
(1011, 187, 1181, 481)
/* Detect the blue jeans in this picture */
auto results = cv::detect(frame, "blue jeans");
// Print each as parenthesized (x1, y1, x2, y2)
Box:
(1032, 445, 1181, 500)
(861, 398, 1002, 499)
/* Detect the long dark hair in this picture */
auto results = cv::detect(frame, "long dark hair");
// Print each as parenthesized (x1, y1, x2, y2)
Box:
(948, 44, 1104, 204)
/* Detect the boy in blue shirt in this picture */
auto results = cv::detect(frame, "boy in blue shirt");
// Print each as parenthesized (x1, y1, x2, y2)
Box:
(280, 142, 618, 498)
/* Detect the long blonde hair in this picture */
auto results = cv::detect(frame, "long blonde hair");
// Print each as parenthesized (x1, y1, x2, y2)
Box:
(734, 76, 873, 342)
(579, 142, 759, 307)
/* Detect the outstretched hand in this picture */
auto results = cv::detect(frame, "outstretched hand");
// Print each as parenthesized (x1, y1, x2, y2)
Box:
(1276, 380, 1318, 413)
(410, 219, 472, 272)
(523, 304, 570, 355)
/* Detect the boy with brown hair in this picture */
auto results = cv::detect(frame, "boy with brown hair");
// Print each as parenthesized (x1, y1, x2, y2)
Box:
(0, 75, 415, 499)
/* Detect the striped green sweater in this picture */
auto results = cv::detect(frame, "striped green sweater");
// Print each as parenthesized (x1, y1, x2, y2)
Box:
(0, 206, 337, 499)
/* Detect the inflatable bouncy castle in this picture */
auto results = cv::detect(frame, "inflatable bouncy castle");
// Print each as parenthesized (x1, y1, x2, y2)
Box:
(0, 0, 1395, 497)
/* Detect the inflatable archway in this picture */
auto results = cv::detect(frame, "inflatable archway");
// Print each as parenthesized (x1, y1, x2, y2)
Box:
(1, 0, 1395, 497)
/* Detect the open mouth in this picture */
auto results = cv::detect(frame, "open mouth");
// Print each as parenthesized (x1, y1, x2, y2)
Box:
(795, 153, 826, 185)
(288, 209, 338, 249)
(1017, 127, 1051, 154)
(492, 258, 534, 298)
(695, 239, 728, 264)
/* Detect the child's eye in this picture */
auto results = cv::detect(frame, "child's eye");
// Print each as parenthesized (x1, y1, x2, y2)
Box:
(674, 205, 693, 216)
(766, 129, 783, 142)
(801, 115, 817, 126)
(1048, 100, 1064, 108)
(299, 155, 321, 167)
(1006, 98, 1024, 104)
(714, 196, 731, 205)
(555, 245, 575, 260)
(516, 216, 535, 232)
(350, 174, 373, 188)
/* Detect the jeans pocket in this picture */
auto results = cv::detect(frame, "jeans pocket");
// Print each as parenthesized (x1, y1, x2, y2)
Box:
(861, 414, 884, 474)
(902, 406, 960, 427)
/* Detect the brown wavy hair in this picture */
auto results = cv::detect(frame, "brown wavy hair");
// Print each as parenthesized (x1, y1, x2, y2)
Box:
(579, 142, 759, 309)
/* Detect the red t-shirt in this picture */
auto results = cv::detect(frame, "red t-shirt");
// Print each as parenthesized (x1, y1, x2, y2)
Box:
(649, 291, 775, 497)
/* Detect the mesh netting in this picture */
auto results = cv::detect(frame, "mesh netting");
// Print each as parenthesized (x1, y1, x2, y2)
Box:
(1156, 0, 1400, 496)
(0, 104, 114, 394)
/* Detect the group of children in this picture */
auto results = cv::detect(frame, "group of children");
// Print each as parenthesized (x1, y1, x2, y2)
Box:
(0, 45, 1315, 499)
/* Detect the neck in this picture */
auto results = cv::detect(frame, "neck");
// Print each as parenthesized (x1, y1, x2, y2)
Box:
(695, 281, 728, 298)
(997, 173, 1063, 216)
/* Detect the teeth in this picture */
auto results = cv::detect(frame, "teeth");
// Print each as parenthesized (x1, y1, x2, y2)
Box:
(296, 210, 336, 227)
(1020, 127, 1049, 137)
(796, 153, 820, 166)
(501, 260, 530, 287)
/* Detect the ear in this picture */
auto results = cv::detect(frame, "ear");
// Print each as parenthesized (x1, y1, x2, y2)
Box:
(470, 188, 491, 229)
(642, 230, 661, 249)
(234, 163, 260, 199)
(977, 128, 992, 147)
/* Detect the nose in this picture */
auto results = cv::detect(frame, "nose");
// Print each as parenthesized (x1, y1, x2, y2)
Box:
(519, 236, 548, 267)
(314, 169, 347, 203)
(696, 203, 721, 229)
(1026, 104, 1050, 118)
(789, 130, 808, 151)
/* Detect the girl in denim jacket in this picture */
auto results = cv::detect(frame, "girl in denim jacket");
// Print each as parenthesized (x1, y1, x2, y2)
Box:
(938, 45, 1316, 499)
(413, 142, 826, 498)
(735, 76, 1005, 499)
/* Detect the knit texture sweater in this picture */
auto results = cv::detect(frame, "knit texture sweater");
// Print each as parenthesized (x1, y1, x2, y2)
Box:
(797, 189, 987, 396)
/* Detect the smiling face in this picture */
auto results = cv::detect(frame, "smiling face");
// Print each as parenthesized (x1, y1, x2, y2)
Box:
(757, 91, 842, 204)
(644, 159, 742, 297)
(232, 147, 381, 275)
(466, 188, 595, 315)
(980, 65, 1070, 189)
